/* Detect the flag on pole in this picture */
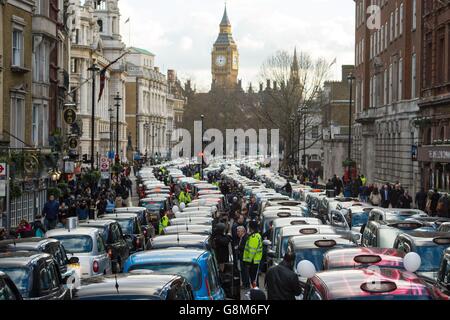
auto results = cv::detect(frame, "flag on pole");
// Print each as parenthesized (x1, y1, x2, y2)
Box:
(98, 51, 130, 102)
(125, 17, 130, 24)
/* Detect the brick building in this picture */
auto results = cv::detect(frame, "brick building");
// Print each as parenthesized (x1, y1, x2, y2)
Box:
(417, 1, 450, 193)
(353, 0, 422, 195)
(322, 65, 355, 180)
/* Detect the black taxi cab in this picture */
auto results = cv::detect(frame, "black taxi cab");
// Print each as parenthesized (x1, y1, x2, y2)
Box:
(0, 271, 22, 300)
(0, 252, 70, 300)
(0, 238, 79, 280)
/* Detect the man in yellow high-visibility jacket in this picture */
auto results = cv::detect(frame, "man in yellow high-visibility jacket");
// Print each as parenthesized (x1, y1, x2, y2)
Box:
(243, 221, 263, 288)
(158, 212, 170, 235)
(194, 172, 201, 180)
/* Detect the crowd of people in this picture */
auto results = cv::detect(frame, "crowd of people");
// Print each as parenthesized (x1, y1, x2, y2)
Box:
(324, 174, 450, 218)
(1, 164, 136, 240)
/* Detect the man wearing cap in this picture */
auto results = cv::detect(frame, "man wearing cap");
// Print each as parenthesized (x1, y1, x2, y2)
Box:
(243, 221, 263, 288)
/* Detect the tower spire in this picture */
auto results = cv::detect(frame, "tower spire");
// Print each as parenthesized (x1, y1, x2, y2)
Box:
(221, 4, 231, 26)
(290, 47, 300, 84)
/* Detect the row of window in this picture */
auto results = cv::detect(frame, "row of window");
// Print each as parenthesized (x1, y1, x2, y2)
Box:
(355, 53, 417, 112)
(369, 2, 405, 61)
(356, 0, 417, 30)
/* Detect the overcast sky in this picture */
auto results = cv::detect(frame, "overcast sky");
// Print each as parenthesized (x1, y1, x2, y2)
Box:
(119, 0, 355, 92)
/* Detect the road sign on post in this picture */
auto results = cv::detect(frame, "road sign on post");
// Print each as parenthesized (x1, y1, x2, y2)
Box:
(100, 156, 109, 172)
(64, 108, 77, 125)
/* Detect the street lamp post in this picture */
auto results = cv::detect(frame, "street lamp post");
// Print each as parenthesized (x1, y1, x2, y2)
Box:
(88, 62, 100, 170)
(144, 122, 150, 156)
(108, 106, 114, 158)
(201, 115, 205, 179)
(347, 73, 356, 162)
(114, 92, 122, 164)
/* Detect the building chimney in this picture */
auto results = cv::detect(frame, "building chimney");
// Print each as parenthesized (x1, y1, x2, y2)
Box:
(273, 81, 278, 90)
(266, 79, 271, 90)
(341, 65, 355, 82)
(238, 80, 242, 89)
(259, 83, 263, 92)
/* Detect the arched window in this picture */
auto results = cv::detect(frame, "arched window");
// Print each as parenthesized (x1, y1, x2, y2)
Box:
(440, 126, 445, 141)
(97, 20, 103, 33)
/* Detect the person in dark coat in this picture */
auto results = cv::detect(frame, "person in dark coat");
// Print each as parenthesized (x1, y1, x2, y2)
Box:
(231, 214, 247, 246)
(246, 196, 259, 221)
(431, 190, 441, 216)
(415, 188, 428, 211)
(265, 252, 302, 300)
(235, 226, 249, 289)
(399, 191, 413, 209)
(380, 185, 391, 208)
(211, 223, 232, 272)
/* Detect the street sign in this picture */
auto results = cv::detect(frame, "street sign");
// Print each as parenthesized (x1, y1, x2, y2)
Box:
(68, 137, 79, 150)
(100, 156, 109, 172)
(101, 172, 110, 180)
(0, 163, 5, 177)
(65, 161, 75, 174)
(64, 108, 77, 125)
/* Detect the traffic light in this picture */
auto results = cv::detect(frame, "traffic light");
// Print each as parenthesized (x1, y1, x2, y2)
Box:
(301, 155, 306, 166)
(82, 154, 89, 163)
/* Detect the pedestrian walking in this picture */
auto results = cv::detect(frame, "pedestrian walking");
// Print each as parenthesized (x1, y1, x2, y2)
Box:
(437, 194, 450, 218)
(381, 185, 391, 208)
(369, 187, 382, 206)
(76, 200, 90, 221)
(246, 196, 259, 221)
(234, 226, 249, 289)
(211, 223, 232, 272)
(243, 221, 263, 288)
(265, 252, 302, 300)
(415, 188, 428, 211)
(399, 191, 413, 209)
(42, 195, 60, 230)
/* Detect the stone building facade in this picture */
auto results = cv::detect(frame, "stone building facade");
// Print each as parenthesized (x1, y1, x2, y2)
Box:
(125, 48, 185, 160)
(68, 0, 127, 162)
(417, 1, 450, 193)
(353, 0, 422, 195)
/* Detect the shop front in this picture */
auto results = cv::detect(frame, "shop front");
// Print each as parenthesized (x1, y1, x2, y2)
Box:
(418, 146, 450, 192)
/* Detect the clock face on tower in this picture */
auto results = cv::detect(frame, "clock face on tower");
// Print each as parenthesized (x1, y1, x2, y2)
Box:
(215, 55, 227, 67)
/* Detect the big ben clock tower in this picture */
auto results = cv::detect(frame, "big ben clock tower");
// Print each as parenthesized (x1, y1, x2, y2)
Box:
(211, 6, 239, 90)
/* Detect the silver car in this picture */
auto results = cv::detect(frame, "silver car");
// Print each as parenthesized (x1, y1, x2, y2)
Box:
(46, 228, 112, 279)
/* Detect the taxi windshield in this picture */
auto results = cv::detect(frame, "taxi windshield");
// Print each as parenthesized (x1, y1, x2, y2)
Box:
(351, 213, 369, 227)
(1, 267, 30, 297)
(294, 248, 330, 271)
(117, 219, 134, 235)
(129, 263, 201, 291)
(416, 245, 449, 272)
(51, 235, 93, 253)
(142, 201, 164, 212)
